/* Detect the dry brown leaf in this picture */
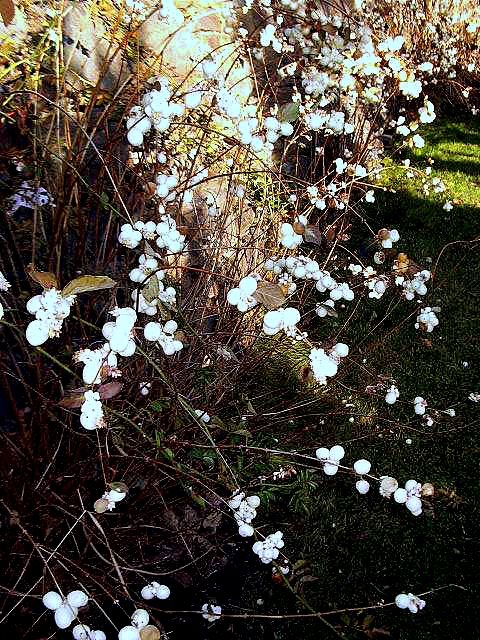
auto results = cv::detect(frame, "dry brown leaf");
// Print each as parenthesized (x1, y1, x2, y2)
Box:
(142, 275, 159, 303)
(140, 626, 161, 640)
(94, 498, 109, 514)
(303, 224, 324, 246)
(98, 381, 123, 400)
(26, 265, 58, 290)
(0, 0, 15, 27)
(253, 281, 286, 310)
(59, 382, 123, 408)
(62, 275, 116, 297)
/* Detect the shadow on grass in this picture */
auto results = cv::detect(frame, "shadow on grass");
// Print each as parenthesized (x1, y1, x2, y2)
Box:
(418, 119, 480, 148)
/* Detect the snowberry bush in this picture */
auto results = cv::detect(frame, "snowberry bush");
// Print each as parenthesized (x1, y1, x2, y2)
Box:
(1, 0, 478, 637)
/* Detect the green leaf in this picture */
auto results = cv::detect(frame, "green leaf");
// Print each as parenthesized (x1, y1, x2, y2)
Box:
(163, 447, 174, 461)
(149, 398, 171, 411)
(62, 275, 116, 297)
(232, 429, 251, 437)
(108, 481, 129, 493)
(99, 192, 110, 209)
(191, 493, 206, 508)
(208, 416, 226, 429)
(278, 102, 300, 123)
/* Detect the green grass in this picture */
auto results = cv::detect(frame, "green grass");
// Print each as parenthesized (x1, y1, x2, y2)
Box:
(230, 118, 480, 640)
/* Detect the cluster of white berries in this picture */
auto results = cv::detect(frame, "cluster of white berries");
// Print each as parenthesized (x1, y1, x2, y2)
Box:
(8, 180, 51, 215)
(216, 86, 242, 120)
(119, 216, 186, 255)
(155, 172, 178, 200)
(279, 219, 306, 249)
(76, 344, 118, 386)
(80, 391, 104, 431)
(0, 271, 11, 319)
(379, 476, 433, 515)
(95, 486, 128, 512)
(310, 267, 355, 302)
(228, 492, 261, 537)
(144, 319, 183, 355)
(131, 284, 174, 316)
(263, 307, 304, 339)
(266, 255, 320, 281)
(305, 110, 353, 135)
(126, 78, 185, 146)
(321, 279, 355, 302)
(365, 274, 388, 299)
(313, 442, 433, 515)
(226, 276, 258, 312)
(415, 306, 439, 332)
(194, 409, 211, 423)
(306, 184, 327, 210)
(0, 271, 10, 292)
(396, 269, 430, 300)
(264, 257, 354, 308)
(309, 343, 349, 384)
(42, 589, 88, 630)
(236, 118, 263, 151)
(252, 531, 285, 563)
(202, 603, 222, 622)
(25, 289, 75, 346)
(129, 254, 159, 284)
(264, 116, 294, 141)
(414, 396, 427, 415)
(385, 385, 400, 404)
(133, 273, 177, 315)
(139, 381, 151, 396)
(259, 23, 283, 52)
(102, 307, 137, 357)
(395, 592, 426, 613)
(73, 624, 106, 640)
(353, 459, 373, 494)
(315, 444, 346, 475)
(118, 608, 154, 640)
(118, 223, 143, 249)
(141, 581, 170, 601)
(315, 299, 336, 318)
(392, 479, 425, 516)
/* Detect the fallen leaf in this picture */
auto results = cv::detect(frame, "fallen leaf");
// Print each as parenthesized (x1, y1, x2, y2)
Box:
(144, 241, 161, 259)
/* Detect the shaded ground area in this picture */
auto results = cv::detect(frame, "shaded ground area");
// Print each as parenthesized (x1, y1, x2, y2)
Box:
(214, 117, 480, 640)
